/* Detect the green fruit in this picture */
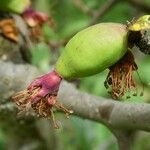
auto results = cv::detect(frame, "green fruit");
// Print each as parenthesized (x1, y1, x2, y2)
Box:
(0, 0, 30, 14)
(55, 23, 128, 79)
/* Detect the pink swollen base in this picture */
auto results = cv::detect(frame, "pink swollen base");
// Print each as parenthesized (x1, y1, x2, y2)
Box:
(27, 70, 62, 103)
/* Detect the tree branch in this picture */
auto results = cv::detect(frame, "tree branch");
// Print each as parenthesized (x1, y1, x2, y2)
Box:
(72, 0, 94, 17)
(0, 61, 150, 132)
(90, 0, 119, 25)
(128, 0, 150, 14)
(112, 130, 135, 150)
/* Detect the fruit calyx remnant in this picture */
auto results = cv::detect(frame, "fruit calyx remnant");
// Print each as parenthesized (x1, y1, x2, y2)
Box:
(12, 70, 73, 128)
(104, 51, 140, 99)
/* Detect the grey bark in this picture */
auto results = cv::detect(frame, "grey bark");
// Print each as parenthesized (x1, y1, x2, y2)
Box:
(0, 61, 150, 132)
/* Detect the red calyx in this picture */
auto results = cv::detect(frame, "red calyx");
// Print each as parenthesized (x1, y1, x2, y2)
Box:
(12, 70, 72, 128)
(28, 71, 62, 103)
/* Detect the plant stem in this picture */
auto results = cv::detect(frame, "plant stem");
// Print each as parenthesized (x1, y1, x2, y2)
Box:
(112, 130, 135, 150)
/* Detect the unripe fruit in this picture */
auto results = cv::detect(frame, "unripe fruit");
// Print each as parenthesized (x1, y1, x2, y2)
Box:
(12, 22, 131, 127)
(12, 16, 147, 127)
(56, 23, 128, 79)
(0, 0, 30, 14)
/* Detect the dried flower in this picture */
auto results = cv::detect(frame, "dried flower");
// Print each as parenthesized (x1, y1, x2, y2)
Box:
(0, 18, 18, 42)
(12, 71, 73, 128)
(22, 8, 55, 41)
(104, 51, 143, 99)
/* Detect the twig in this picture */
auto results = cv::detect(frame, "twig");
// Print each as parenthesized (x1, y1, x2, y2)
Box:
(112, 130, 135, 150)
(72, 0, 94, 16)
(90, 0, 119, 25)
(128, 0, 150, 14)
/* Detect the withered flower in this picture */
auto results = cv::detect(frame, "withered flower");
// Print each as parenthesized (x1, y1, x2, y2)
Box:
(0, 18, 19, 42)
(104, 51, 143, 99)
(22, 8, 55, 41)
(12, 71, 73, 128)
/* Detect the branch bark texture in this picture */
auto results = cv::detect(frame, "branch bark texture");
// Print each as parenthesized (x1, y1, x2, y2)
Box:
(0, 61, 150, 132)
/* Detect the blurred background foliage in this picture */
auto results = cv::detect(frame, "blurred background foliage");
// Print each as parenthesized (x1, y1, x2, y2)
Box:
(28, 0, 150, 150)
(1, 0, 150, 149)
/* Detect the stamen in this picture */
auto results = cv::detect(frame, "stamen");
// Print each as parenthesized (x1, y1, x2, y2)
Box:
(12, 86, 73, 128)
(104, 51, 142, 99)
(55, 101, 73, 119)
(50, 109, 59, 129)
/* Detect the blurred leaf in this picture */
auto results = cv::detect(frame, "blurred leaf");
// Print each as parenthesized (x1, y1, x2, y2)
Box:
(34, 0, 50, 13)
(42, 24, 58, 40)
(56, 115, 118, 150)
(79, 71, 109, 97)
(0, 0, 30, 14)
(101, 2, 133, 23)
(31, 42, 52, 72)
(133, 131, 150, 150)
(137, 56, 150, 85)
